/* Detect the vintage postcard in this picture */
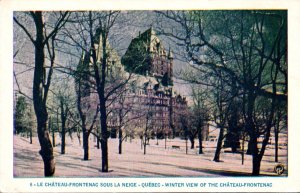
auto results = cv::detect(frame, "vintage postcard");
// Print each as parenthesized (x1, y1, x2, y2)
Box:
(0, 0, 300, 192)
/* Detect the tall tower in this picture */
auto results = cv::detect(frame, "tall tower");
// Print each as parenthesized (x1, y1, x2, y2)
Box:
(121, 28, 173, 86)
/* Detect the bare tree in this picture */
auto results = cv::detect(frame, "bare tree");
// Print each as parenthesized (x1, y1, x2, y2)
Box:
(14, 11, 69, 176)
(74, 52, 100, 160)
(157, 10, 287, 175)
(190, 86, 210, 154)
(62, 11, 135, 172)
(110, 90, 139, 154)
(142, 105, 154, 155)
(178, 108, 190, 154)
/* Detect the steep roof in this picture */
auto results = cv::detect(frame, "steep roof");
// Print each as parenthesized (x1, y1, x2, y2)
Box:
(139, 27, 167, 56)
(121, 28, 173, 76)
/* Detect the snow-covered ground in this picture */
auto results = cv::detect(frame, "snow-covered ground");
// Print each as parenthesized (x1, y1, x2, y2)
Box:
(13, 135, 288, 177)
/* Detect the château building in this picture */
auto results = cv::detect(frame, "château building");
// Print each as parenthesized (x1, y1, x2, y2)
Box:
(77, 27, 188, 139)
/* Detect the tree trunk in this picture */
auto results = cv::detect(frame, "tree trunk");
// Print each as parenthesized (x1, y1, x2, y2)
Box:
(213, 126, 224, 162)
(51, 121, 55, 147)
(274, 116, 280, 162)
(190, 137, 195, 149)
(275, 130, 279, 162)
(29, 128, 33, 144)
(246, 142, 252, 155)
(96, 127, 100, 149)
(118, 128, 122, 154)
(252, 158, 261, 176)
(249, 134, 261, 175)
(119, 139, 122, 154)
(101, 139, 108, 172)
(60, 100, 67, 154)
(37, 121, 55, 176)
(56, 109, 59, 147)
(198, 130, 203, 154)
(241, 134, 245, 165)
(83, 131, 89, 160)
(92, 30, 109, 173)
(169, 91, 175, 138)
(61, 128, 65, 154)
(252, 145, 261, 176)
(228, 130, 238, 153)
(100, 114, 109, 172)
(100, 100, 108, 172)
(144, 134, 147, 155)
(185, 137, 188, 154)
(165, 133, 167, 149)
(76, 74, 90, 160)
(77, 132, 81, 146)
(32, 12, 55, 176)
(255, 102, 274, 175)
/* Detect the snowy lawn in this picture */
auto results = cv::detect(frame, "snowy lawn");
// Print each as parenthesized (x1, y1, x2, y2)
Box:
(13, 135, 288, 177)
